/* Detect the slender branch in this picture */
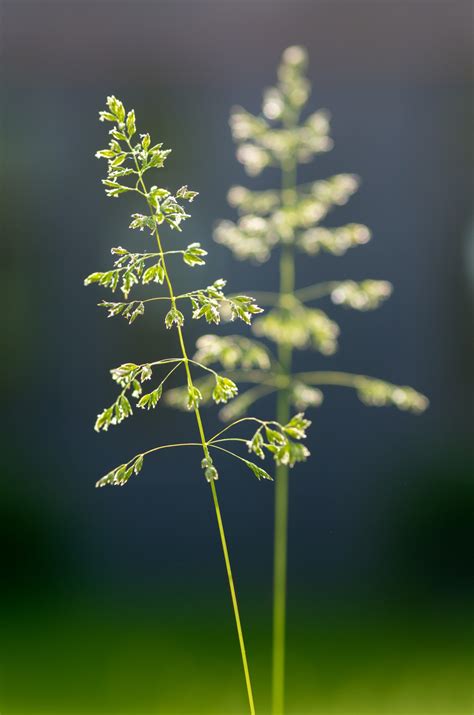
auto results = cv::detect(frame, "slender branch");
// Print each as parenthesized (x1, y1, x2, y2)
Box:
(296, 370, 369, 387)
(294, 281, 340, 303)
(122, 442, 204, 469)
(135, 296, 172, 304)
(209, 444, 252, 465)
(141, 442, 202, 457)
(148, 357, 185, 369)
(208, 415, 280, 444)
(154, 360, 184, 389)
(187, 359, 219, 378)
(219, 370, 285, 387)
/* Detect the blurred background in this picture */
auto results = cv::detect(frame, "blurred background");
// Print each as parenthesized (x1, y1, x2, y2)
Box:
(1, 1, 473, 713)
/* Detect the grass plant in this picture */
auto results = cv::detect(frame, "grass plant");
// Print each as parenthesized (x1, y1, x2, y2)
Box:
(85, 95, 311, 714)
(168, 47, 429, 714)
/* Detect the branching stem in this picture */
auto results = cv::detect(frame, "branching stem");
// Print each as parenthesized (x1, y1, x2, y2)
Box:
(208, 416, 281, 444)
(127, 138, 256, 715)
(297, 370, 371, 387)
(294, 281, 340, 303)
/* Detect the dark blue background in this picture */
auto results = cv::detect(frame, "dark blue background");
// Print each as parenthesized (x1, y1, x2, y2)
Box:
(2, 0, 472, 621)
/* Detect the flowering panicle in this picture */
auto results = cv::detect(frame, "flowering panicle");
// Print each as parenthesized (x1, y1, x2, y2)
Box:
(85, 94, 315, 715)
(85, 94, 311, 486)
(187, 46, 429, 715)
(177, 48, 428, 420)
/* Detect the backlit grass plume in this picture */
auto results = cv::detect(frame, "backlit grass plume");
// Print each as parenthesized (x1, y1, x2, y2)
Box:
(85, 95, 312, 715)
(168, 47, 429, 715)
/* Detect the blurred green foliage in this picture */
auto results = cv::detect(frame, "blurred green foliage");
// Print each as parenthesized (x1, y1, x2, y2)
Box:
(1, 599, 471, 715)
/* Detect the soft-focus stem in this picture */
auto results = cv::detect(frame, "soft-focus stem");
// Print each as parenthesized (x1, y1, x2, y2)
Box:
(272, 154, 297, 715)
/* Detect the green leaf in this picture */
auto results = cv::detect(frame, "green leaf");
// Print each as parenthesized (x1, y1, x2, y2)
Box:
(111, 246, 129, 256)
(265, 426, 286, 445)
(146, 148, 172, 170)
(283, 413, 311, 440)
(110, 362, 139, 385)
(226, 295, 263, 324)
(126, 109, 136, 138)
(176, 185, 199, 202)
(165, 307, 185, 329)
(183, 242, 207, 267)
(244, 459, 272, 481)
(272, 441, 310, 468)
(84, 272, 104, 285)
(134, 455, 144, 474)
(110, 129, 127, 142)
(247, 429, 265, 459)
(120, 270, 139, 299)
(131, 380, 142, 398)
(128, 301, 144, 324)
(95, 149, 116, 159)
(187, 385, 202, 410)
(201, 456, 219, 482)
(212, 375, 238, 405)
(142, 262, 164, 284)
(106, 95, 126, 122)
(137, 384, 163, 410)
(140, 364, 153, 382)
(94, 406, 114, 432)
(96, 453, 144, 488)
(100, 300, 127, 318)
(110, 153, 126, 168)
(118, 394, 132, 417)
(164, 376, 214, 412)
(129, 213, 155, 232)
(99, 111, 117, 123)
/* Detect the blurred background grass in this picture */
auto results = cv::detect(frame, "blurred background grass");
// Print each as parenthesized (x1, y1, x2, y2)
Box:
(1, 1, 473, 713)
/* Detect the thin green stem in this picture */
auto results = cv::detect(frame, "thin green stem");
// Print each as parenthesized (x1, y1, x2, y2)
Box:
(153, 360, 184, 389)
(120, 442, 204, 471)
(272, 151, 297, 715)
(148, 358, 184, 367)
(129, 142, 256, 715)
(209, 478, 256, 714)
(209, 444, 251, 465)
(141, 442, 202, 458)
(215, 370, 276, 385)
(208, 416, 281, 444)
(138, 296, 173, 304)
(187, 359, 219, 378)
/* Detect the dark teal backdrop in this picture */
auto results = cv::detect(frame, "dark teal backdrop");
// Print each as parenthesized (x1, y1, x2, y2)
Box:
(1, 2, 472, 713)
